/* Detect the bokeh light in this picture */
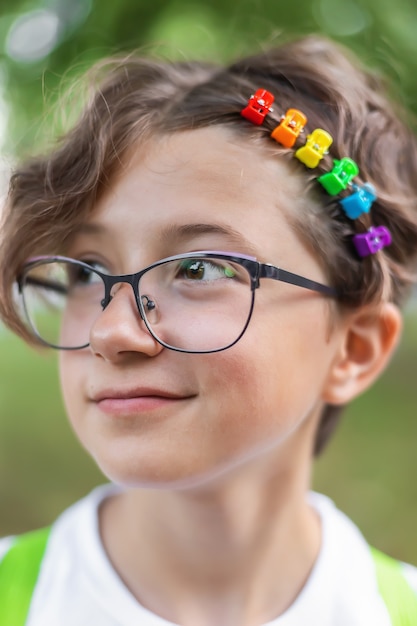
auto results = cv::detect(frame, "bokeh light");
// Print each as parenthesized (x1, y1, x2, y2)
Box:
(313, 0, 372, 36)
(5, 0, 92, 64)
(5, 9, 61, 63)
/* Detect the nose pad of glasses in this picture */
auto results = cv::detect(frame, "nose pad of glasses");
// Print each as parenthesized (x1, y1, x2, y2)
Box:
(100, 295, 111, 309)
(142, 295, 155, 311)
(141, 294, 159, 324)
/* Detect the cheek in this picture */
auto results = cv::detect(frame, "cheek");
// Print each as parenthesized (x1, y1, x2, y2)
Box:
(200, 300, 335, 440)
(196, 359, 289, 456)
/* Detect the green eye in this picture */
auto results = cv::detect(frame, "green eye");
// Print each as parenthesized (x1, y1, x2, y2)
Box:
(180, 260, 205, 280)
(178, 260, 237, 281)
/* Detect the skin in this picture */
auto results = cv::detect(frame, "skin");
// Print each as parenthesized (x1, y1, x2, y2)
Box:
(59, 126, 401, 626)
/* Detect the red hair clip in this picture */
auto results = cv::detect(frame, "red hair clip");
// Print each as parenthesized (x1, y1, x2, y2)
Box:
(241, 89, 274, 125)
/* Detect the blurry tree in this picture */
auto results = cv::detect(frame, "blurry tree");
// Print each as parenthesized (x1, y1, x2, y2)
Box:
(0, 0, 417, 157)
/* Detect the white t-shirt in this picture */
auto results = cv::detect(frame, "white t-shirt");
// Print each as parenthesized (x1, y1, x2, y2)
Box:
(1, 485, 416, 626)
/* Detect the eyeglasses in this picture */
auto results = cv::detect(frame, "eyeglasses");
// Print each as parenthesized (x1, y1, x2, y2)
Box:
(17, 251, 337, 353)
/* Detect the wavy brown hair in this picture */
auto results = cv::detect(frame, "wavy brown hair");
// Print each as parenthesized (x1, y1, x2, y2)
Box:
(1, 35, 417, 455)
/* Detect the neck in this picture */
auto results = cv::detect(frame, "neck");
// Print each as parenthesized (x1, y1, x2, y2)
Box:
(100, 445, 320, 626)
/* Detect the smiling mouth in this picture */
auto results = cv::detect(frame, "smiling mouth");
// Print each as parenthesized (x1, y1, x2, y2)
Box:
(92, 389, 195, 416)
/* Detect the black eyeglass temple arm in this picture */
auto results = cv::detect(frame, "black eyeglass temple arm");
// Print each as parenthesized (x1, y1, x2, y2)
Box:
(259, 264, 338, 297)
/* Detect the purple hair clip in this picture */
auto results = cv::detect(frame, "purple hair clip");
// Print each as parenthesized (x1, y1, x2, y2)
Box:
(352, 226, 392, 258)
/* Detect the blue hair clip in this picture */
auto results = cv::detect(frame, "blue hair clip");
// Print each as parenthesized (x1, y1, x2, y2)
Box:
(339, 183, 377, 220)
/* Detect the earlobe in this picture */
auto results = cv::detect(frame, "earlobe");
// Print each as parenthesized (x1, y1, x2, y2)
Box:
(322, 302, 402, 406)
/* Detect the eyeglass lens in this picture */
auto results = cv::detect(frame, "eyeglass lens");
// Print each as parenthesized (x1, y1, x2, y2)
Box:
(20, 257, 255, 352)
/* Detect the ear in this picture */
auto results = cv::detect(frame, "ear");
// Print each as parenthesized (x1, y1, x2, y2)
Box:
(322, 302, 402, 405)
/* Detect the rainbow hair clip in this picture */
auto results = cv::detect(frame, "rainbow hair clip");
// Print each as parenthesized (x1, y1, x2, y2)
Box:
(241, 89, 392, 258)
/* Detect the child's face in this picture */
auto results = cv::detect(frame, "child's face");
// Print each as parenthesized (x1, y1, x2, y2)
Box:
(59, 126, 346, 489)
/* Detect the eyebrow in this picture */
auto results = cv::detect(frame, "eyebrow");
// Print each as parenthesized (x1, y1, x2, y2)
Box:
(74, 222, 259, 256)
(159, 223, 259, 255)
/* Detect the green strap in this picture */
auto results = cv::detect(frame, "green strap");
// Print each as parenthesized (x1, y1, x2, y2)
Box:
(371, 547, 417, 626)
(0, 527, 50, 626)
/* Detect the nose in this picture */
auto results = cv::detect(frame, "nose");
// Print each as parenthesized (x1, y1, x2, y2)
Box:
(89, 283, 164, 361)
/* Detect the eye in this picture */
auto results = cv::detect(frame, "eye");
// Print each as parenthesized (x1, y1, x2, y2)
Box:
(68, 261, 106, 287)
(72, 267, 96, 285)
(177, 259, 237, 281)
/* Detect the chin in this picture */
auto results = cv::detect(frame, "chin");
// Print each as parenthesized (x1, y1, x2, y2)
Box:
(91, 449, 211, 491)
(92, 444, 274, 494)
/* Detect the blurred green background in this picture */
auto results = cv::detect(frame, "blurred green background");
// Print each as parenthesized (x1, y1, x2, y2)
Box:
(0, 0, 416, 563)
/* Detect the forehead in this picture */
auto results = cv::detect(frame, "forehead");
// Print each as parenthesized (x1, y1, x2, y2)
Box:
(81, 126, 312, 265)
(123, 126, 304, 209)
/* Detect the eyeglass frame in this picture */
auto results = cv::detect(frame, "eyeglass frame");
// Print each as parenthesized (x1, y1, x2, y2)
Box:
(17, 251, 338, 354)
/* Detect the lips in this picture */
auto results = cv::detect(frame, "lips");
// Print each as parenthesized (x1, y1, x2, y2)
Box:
(90, 387, 195, 416)
(91, 387, 189, 402)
